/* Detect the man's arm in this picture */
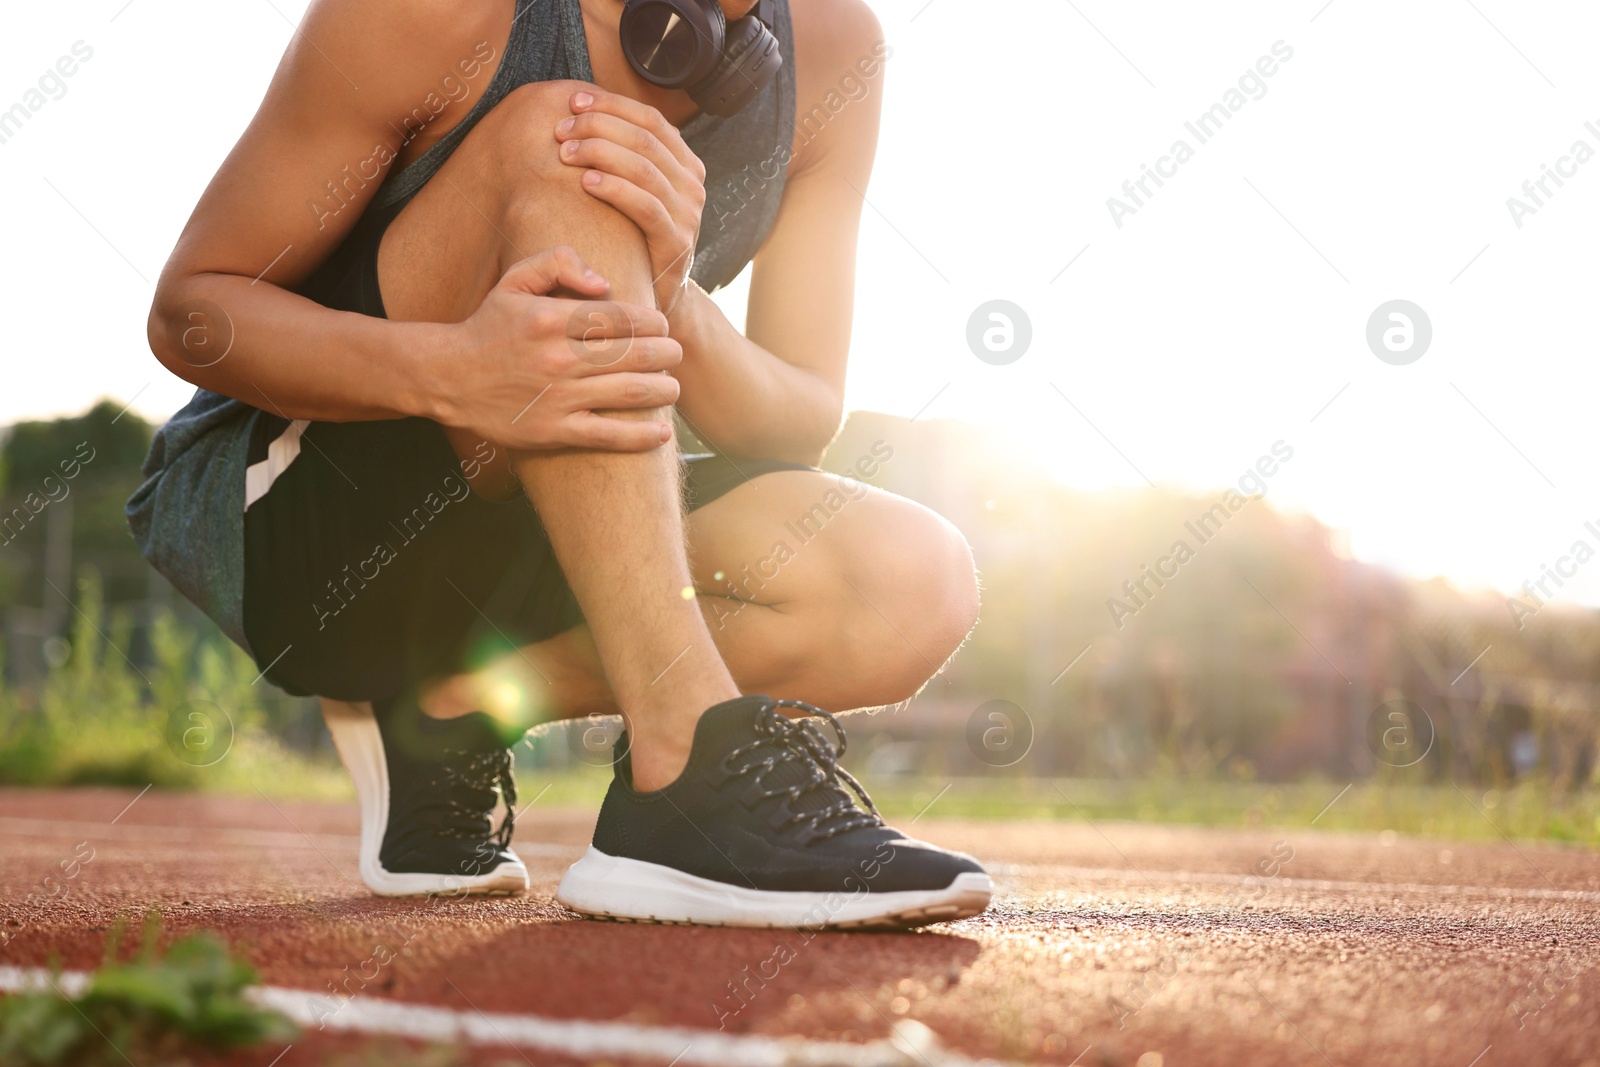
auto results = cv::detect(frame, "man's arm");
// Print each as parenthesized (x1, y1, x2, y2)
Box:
(149, 0, 676, 452)
(552, 0, 886, 466)
(670, 0, 886, 465)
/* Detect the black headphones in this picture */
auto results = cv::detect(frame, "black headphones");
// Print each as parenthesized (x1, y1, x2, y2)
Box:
(619, 0, 782, 117)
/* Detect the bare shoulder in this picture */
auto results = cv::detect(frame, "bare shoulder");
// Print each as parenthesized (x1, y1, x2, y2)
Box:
(280, 0, 511, 136)
(789, 0, 884, 61)
(785, 0, 888, 170)
(163, 0, 521, 286)
(298, 0, 505, 72)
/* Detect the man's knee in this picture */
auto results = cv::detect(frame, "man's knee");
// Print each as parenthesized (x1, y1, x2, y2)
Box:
(892, 508, 979, 687)
(834, 495, 979, 705)
(477, 79, 656, 259)
(480, 80, 601, 194)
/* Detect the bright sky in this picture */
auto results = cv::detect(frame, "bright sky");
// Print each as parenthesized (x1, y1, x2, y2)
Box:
(3, 1, 1599, 606)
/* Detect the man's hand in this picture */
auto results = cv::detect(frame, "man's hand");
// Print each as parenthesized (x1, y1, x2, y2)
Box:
(435, 245, 681, 452)
(555, 90, 707, 316)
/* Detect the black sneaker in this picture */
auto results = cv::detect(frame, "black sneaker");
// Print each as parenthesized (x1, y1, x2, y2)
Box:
(323, 697, 528, 897)
(556, 696, 992, 928)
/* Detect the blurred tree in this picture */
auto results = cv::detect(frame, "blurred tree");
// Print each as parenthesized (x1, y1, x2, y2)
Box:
(824, 411, 1600, 787)
(3, 399, 151, 485)
(0, 399, 154, 612)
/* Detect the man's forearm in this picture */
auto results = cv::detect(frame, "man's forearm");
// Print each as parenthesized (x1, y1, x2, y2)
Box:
(149, 271, 449, 424)
(667, 283, 842, 465)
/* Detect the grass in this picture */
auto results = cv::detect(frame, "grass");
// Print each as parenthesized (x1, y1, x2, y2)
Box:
(511, 763, 1600, 847)
(859, 773, 1600, 847)
(0, 570, 350, 800)
(0, 913, 294, 1066)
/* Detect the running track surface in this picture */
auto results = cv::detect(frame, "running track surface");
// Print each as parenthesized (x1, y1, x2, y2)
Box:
(2, 788, 1598, 1066)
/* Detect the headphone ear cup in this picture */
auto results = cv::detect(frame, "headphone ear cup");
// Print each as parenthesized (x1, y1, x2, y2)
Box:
(687, 13, 782, 117)
(620, 0, 725, 89)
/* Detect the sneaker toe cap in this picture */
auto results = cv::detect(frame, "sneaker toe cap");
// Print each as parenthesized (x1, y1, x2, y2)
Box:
(868, 835, 987, 893)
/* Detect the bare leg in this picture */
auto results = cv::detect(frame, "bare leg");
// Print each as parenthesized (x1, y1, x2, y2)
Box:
(418, 469, 981, 721)
(378, 80, 733, 788)
(510, 437, 738, 788)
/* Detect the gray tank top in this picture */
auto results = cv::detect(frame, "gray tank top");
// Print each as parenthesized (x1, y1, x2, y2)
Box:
(376, 0, 794, 290)
(127, 0, 798, 652)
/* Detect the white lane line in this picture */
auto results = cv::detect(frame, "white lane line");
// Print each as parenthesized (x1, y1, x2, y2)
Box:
(1, 968, 90, 996)
(0, 967, 1017, 1067)
(0, 817, 571, 859)
(995, 863, 1600, 905)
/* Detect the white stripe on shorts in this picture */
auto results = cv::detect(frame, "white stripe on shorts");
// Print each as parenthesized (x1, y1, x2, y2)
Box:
(243, 419, 310, 510)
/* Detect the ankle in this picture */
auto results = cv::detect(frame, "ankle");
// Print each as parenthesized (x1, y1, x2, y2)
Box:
(627, 732, 694, 792)
(621, 684, 740, 792)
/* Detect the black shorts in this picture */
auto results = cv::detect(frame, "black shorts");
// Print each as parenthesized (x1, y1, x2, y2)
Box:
(242, 194, 809, 701)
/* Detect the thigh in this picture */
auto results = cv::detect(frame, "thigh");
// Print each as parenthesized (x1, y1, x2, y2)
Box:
(684, 466, 902, 606)
(241, 415, 580, 701)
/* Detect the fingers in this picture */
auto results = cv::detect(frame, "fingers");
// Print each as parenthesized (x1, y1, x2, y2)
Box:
(502, 294, 665, 343)
(568, 88, 705, 180)
(579, 171, 677, 243)
(562, 411, 675, 452)
(557, 111, 673, 174)
(558, 298, 669, 341)
(568, 371, 681, 411)
(560, 135, 676, 206)
(500, 245, 610, 297)
(567, 333, 683, 375)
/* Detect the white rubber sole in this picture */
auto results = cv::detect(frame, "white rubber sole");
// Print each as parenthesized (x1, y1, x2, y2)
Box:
(320, 698, 529, 898)
(556, 846, 992, 929)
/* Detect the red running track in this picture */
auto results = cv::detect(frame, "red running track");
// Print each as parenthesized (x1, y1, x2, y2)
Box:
(3, 787, 1599, 1066)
